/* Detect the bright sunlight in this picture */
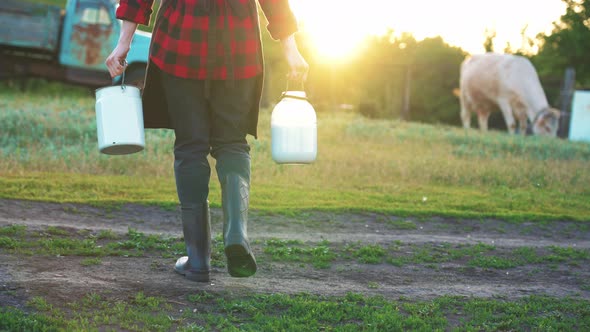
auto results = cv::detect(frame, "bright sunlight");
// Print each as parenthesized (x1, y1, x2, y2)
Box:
(289, 0, 567, 61)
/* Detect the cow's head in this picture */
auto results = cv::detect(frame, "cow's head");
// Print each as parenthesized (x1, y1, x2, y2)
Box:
(532, 108, 561, 136)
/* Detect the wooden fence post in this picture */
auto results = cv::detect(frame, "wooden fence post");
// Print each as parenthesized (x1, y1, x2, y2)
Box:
(558, 67, 576, 138)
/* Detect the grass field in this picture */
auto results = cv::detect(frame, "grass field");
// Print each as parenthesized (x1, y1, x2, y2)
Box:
(1, 81, 590, 331)
(1, 81, 589, 221)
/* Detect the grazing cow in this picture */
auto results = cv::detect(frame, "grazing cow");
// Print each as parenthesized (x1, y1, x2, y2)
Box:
(457, 53, 560, 136)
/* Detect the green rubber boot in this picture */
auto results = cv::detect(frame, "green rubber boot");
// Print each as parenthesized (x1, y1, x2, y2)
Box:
(219, 172, 257, 278)
(174, 201, 211, 282)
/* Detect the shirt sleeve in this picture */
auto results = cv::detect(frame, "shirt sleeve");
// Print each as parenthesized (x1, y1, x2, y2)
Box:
(116, 0, 155, 26)
(258, 0, 298, 40)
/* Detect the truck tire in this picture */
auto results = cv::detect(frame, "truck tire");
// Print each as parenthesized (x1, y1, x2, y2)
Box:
(123, 66, 146, 89)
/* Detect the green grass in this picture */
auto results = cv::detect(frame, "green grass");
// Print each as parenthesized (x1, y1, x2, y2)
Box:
(0, 225, 182, 258)
(6, 225, 587, 272)
(1, 89, 589, 221)
(2, 292, 589, 331)
(386, 219, 419, 230)
(1, 222, 590, 330)
(0, 224, 27, 236)
(353, 244, 387, 264)
(80, 257, 102, 266)
(262, 238, 336, 268)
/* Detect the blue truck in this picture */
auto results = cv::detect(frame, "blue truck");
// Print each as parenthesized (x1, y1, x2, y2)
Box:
(0, 0, 150, 87)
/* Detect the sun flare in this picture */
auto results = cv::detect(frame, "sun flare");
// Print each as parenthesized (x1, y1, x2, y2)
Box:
(289, 0, 389, 62)
(289, 0, 566, 60)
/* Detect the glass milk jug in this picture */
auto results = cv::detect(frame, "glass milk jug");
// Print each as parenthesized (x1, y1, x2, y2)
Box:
(271, 89, 317, 164)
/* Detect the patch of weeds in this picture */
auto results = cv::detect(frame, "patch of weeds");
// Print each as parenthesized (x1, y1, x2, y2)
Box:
(80, 257, 102, 266)
(264, 238, 304, 247)
(45, 226, 70, 236)
(39, 238, 102, 256)
(402, 301, 444, 322)
(461, 295, 590, 330)
(335, 265, 349, 272)
(108, 228, 176, 252)
(386, 242, 496, 267)
(5, 290, 590, 331)
(453, 243, 496, 257)
(309, 241, 335, 268)
(62, 206, 80, 214)
(548, 246, 589, 262)
(468, 256, 518, 269)
(64, 292, 176, 331)
(187, 291, 216, 303)
(512, 247, 544, 264)
(0, 307, 63, 331)
(80, 292, 104, 309)
(28, 296, 54, 312)
(387, 219, 418, 230)
(387, 257, 405, 267)
(177, 323, 208, 332)
(0, 236, 21, 249)
(77, 229, 91, 237)
(210, 234, 226, 268)
(2, 225, 187, 259)
(367, 282, 379, 289)
(410, 247, 445, 264)
(0, 225, 27, 236)
(492, 226, 508, 234)
(133, 292, 166, 310)
(96, 229, 120, 240)
(263, 238, 336, 268)
(353, 244, 387, 264)
(511, 246, 589, 267)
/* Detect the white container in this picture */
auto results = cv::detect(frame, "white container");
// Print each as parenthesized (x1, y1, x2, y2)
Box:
(95, 85, 145, 155)
(569, 90, 590, 143)
(271, 90, 317, 164)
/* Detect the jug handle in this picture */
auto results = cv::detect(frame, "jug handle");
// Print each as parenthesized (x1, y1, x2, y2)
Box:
(280, 79, 308, 101)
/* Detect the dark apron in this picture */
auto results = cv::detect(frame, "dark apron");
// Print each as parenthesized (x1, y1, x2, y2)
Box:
(141, 0, 264, 138)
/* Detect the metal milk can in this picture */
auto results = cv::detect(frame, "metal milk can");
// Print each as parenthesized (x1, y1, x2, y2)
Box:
(94, 67, 145, 155)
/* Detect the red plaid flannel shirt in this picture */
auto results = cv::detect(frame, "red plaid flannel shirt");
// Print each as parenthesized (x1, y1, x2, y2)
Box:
(116, 0, 298, 80)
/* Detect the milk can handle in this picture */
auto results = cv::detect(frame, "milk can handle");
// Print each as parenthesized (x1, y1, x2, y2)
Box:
(118, 60, 128, 91)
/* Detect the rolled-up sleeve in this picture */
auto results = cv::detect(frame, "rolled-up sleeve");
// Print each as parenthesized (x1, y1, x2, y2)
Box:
(258, 0, 298, 40)
(116, 0, 154, 26)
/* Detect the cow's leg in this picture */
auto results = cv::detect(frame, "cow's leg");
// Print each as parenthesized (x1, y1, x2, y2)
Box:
(460, 97, 471, 129)
(477, 109, 490, 132)
(497, 100, 517, 134)
(517, 113, 528, 136)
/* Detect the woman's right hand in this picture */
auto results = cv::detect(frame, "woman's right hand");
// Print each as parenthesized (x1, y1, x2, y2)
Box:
(105, 43, 130, 78)
(105, 20, 138, 78)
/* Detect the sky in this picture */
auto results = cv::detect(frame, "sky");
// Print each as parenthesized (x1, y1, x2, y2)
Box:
(288, 0, 568, 60)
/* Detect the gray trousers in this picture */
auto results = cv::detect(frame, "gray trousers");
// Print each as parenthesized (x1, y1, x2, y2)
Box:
(160, 68, 257, 208)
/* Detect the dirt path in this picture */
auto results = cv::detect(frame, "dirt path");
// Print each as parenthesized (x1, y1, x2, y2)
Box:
(1, 199, 589, 309)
